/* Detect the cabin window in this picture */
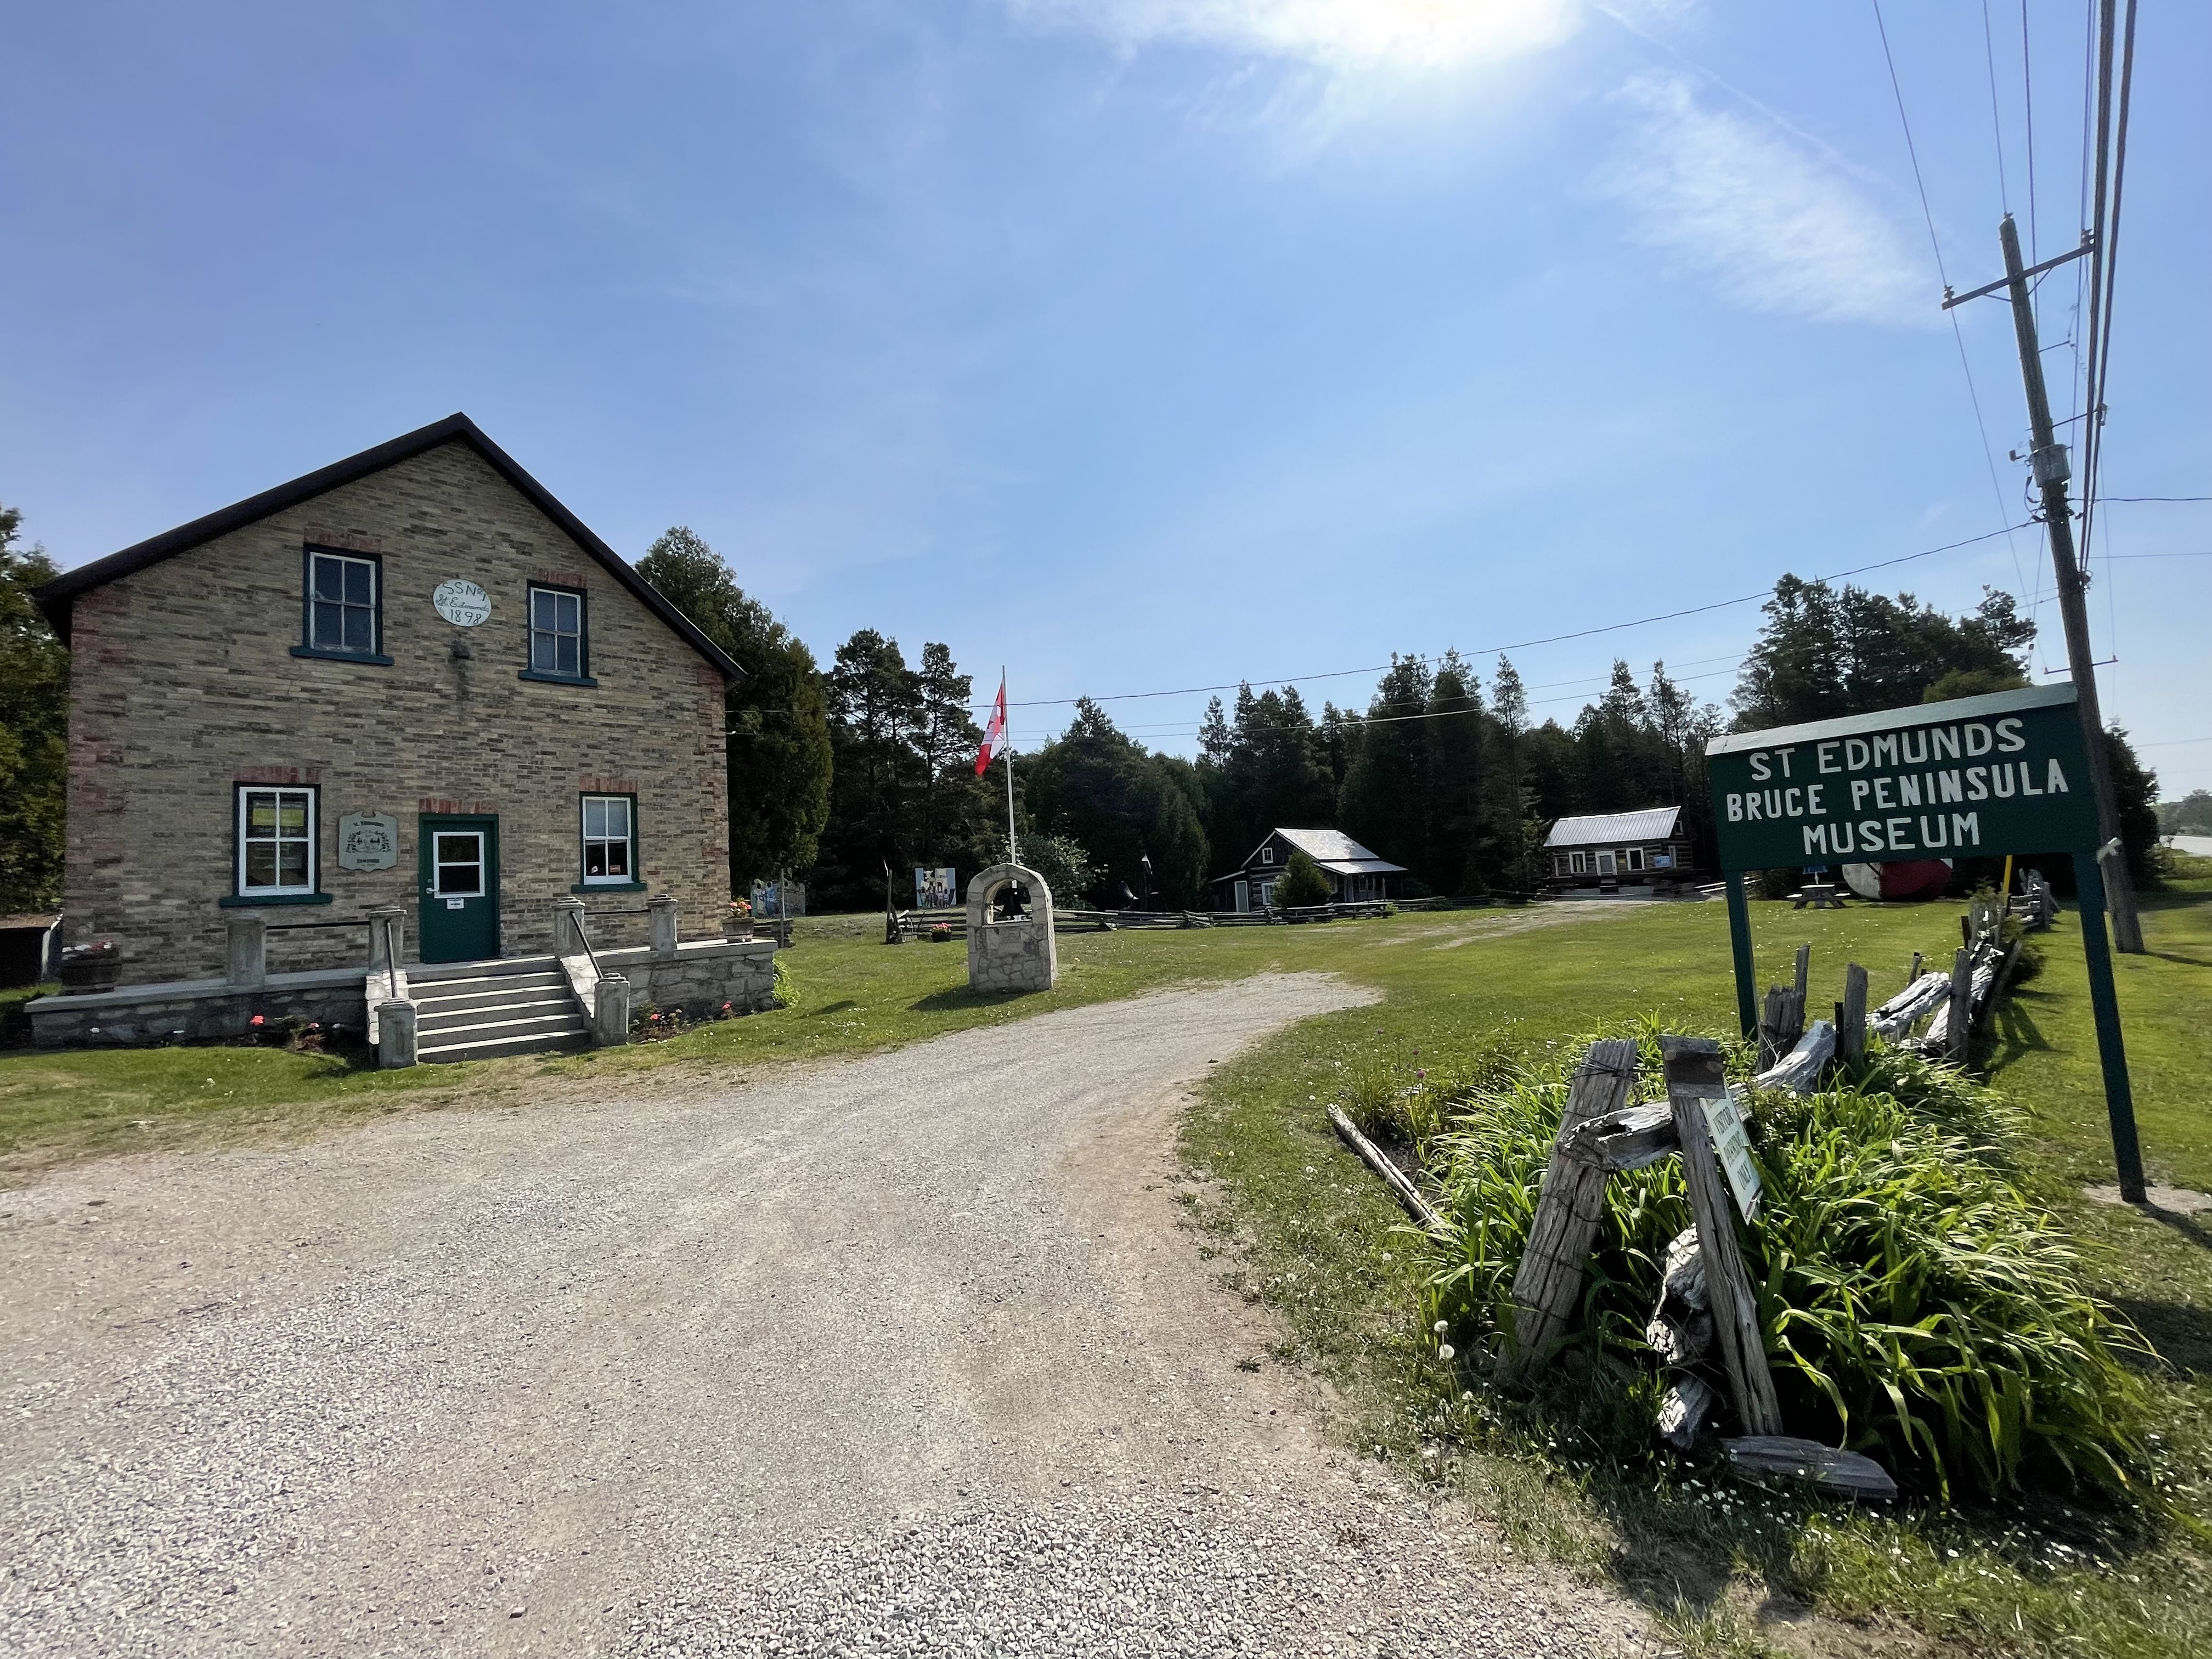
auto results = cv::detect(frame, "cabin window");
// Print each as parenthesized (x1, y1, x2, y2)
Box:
(1568, 850, 1588, 874)
(524, 585, 592, 684)
(295, 549, 388, 663)
(237, 787, 317, 897)
(580, 794, 635, 885)
(1626, 847, 1645, 872)
(1261, 846, 1274, 864)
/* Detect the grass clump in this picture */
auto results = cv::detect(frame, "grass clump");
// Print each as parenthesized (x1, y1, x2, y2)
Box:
(1423, 1028, 2150, 1503)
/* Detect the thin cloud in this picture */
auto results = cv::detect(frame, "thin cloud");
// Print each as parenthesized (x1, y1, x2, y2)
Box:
(1608, 74, 1930, 328)
(1007, 0, 1587, 72)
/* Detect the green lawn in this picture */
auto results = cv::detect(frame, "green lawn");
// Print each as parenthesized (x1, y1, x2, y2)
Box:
(5, 885, 2208, 1655)
(1179, 878, 2212, 1659)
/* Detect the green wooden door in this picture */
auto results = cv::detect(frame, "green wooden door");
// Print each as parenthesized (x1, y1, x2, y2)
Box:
(418, 815, 500, 963)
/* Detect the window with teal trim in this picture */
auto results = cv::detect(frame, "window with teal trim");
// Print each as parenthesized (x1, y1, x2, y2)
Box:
(580, 794, 634, 885)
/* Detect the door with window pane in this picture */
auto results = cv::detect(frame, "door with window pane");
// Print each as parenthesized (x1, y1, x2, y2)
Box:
(417, 815, 500, 962)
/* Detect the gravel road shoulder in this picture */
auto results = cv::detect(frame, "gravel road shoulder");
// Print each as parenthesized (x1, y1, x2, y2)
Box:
(2, 972, 1649, 1657)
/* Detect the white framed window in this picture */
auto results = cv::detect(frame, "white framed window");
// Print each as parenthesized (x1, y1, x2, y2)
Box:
(303, 549, 381, 658)
(238, 787, 317, 896)
(529, 585, 588, 679)
(1568, 850, 1588, 874)
(580, 794, 635, 885)
(1261, 845, 1275, 865)
(1626, 847, 1646, 872)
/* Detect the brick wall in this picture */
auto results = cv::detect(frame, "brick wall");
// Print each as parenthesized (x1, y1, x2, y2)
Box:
(61, 439, 731, 981)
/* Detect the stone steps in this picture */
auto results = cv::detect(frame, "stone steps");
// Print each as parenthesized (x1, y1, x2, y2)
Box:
(408, 956, 590, 1063)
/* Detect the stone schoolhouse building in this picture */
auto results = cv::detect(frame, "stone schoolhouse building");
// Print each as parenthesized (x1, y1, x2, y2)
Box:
(34, 413, 742, 990)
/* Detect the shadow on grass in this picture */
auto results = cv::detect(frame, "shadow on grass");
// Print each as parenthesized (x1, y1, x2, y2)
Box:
(805, 1000, 861, 1018)
(906, 986, 1031, 1014)
(1985, 996, 2053, 1073)
(2113, 1296, 2212, 1379)
(2123, 1201, 2212, 1258)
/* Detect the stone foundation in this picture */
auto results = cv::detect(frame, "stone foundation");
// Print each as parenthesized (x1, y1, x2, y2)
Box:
(605, 937, 777, 1020)
(27, 969, 369, 1047)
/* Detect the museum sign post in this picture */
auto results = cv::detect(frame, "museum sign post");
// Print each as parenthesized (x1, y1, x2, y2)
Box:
(1703, 684, 2143, 1198)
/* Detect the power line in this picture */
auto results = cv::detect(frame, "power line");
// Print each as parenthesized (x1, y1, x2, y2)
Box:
(2079, 0, 2140, 575)
(972, 520, 2034, 713)
(1870, 0, 2033, 605)
(1980, 1, 2011, 211)
(2019, 1, 2040, 267)
(2102, 496, 2212, 503)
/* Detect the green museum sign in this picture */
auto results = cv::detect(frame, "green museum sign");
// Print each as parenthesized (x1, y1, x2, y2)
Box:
(1702, 679, 2142, 1205)
(1702, 684, 2098, 873)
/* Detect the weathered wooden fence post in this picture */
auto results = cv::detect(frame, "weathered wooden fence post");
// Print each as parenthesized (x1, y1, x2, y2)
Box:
(1792, 943, 1810, 1007)
(1662, 1037, 1783, 1435)
(1497, 1037, 1640, 1385)
(1948, 947, 1974, 1064)
(1838, 963, 1869, 1064)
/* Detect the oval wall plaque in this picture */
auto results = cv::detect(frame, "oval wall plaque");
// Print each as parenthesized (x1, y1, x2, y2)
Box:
(432, 579, 492, 627)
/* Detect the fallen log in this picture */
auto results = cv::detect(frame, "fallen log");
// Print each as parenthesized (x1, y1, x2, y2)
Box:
(1327, 1105, 1443, 1232)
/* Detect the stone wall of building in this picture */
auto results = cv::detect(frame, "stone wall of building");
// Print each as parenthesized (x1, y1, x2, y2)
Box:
(61, 439, 730, 983)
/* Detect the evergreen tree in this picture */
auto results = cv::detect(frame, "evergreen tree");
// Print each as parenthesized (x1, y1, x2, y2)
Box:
(1425, 652, 1491, 894)
(1022, 699, 1209, 907)
(817, 630, 924, 909)
(912, 643, 999, 873)
(637, 527, 833, 890)
(1338, 656, 1434, 877)
(0, 504, 66, 914)
(1195, 684, 1333, 865)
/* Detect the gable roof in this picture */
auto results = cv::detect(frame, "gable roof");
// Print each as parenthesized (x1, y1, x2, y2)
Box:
(1224, 827, 1407, 878)
(31, 413, 744, 682)
(1543, 806, 1682, 848)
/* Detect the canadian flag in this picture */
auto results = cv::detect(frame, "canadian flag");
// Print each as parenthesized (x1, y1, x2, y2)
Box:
(974, 678, 1008, 776)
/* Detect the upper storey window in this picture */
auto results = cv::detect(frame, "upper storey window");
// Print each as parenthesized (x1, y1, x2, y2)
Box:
(294, 548, 390, 664)
(522, 584, 595, 685)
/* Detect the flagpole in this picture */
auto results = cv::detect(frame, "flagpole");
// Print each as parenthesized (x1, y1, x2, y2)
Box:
(1002, 665, 1017, 866)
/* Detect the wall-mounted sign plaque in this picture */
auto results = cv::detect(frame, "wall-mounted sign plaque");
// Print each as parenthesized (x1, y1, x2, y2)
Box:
(432, 579, 492, 627)
(337, 812, 400, 871)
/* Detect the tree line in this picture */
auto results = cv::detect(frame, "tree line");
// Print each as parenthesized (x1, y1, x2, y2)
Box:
(0, 506, 2164, 918)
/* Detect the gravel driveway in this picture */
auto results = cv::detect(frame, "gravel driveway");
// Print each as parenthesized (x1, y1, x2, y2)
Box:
(2, 973, 1645, 1657)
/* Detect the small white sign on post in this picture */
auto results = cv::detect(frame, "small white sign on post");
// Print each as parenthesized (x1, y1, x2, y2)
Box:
(1702, 1087, 1763, 1221)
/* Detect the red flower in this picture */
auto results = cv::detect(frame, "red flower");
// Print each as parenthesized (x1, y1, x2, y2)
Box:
(250, 1014, 265, 1027)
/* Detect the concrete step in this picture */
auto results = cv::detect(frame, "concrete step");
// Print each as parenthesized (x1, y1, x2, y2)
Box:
(412, 969, 568, 998)
(417, 1015, 591, 1064)
(408, 954, 562, 985)
(417, 995, 579, 1036)
(414, 980, 572, 1018)
(416, 1008, 584, 1044)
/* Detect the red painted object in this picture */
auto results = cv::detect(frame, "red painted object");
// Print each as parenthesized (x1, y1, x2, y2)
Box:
(1839, 859, 1953, 902)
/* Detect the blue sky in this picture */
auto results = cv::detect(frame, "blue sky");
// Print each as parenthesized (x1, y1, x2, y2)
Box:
(5, 1, 2208, 791)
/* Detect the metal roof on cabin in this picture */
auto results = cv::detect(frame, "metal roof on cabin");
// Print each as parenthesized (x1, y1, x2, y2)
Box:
(1542, 807, 1682, 848)
(1265, 827, 1407, 871)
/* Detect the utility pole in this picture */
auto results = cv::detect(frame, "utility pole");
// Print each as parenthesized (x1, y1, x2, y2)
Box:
(1994, 213, 2144, 953)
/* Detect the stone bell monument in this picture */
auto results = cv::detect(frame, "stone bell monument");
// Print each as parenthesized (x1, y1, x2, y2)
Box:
(966, 863, 1056, 993)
